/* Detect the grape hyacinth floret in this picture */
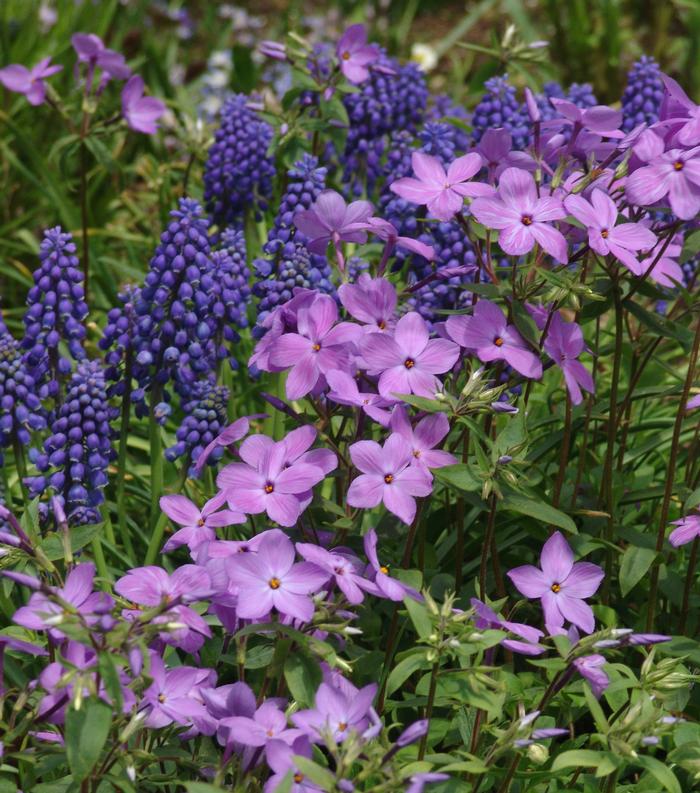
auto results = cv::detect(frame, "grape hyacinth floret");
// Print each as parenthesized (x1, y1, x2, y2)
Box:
(203, 93, 275, 225)
(22, 227, 87, 385)
(471, 74, 530, 150)
(621, 55, 664, 132)
(26, 360, 117, 525)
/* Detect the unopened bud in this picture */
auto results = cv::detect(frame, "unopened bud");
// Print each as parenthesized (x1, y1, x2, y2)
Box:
(527, 743, 549, 764)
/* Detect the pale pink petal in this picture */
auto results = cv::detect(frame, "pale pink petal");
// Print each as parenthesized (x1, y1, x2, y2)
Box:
(160, 494, 201, 526)
(411, 151, 446, 185)
(446, 152, 483, 183)
(540, 532, 574, 582)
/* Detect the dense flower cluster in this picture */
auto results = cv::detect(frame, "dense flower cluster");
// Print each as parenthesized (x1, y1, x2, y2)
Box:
(203, 93, 276, 225)
(472, 74, 530, 150)
(621, 55, 664, 131)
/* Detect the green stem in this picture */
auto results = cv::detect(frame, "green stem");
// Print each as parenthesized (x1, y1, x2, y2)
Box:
(115, 354, 135, 560)
(494, 755, 520, 793)
(553, 395, 572, 509)
(149, 387, 164, 533)
(679, 536, 699, 634)
(11, 432, 29, 506)
(479, 494, 498, 600)
(600, 285, 624, 604)
(144, 465, 189, 566)
(418, 661, 439, 760)
(647, 311, 700, 630)
(91, 536, 109, 583)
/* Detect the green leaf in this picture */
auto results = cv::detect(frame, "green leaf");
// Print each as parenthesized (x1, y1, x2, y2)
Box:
(635, 755, 682, 793)
(390, 393, 450, 413)
(685, 485, 700, 511)
(387, 652, 428, 696)
(434, 464, 481, 493)
(501, 492, 577, 533)
(404, 597, 432, 640)
(64, 699, 112, 783)
(511, 302, 541, 349)
(98, 652, 123, 713)
(619, 545, 657, 596)
(284, 651, 322, 708)
(183, 784, 229, 793)
(551, 750, 620, 776)
(292, 756, 336, 789)
(41, 522, 103, 561)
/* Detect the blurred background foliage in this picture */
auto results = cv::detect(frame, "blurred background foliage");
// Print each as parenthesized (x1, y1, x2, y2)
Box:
(1, 0, 698, 329)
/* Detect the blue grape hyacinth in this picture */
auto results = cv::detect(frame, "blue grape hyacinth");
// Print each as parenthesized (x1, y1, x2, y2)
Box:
(27, 360, 117, 526)
(472, 75, 530, 150)
(22, 227, 87, 387)
(621, 56, 664, 132)
(166, 378, 229, 473)
(203, 93, 275, 225)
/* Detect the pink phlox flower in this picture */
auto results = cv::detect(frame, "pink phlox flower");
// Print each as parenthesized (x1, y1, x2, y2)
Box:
(296, 543, 377, 604)
(268, 294, 361, 400)
(347, 435, 433, 525)
(360, 311, 460, 399)
(142, 653, 210, 728)
(336, 24, 380, 84)
(363, 528, 422, 601)
(476, 128, 536, 181)
(338, 273, 398, 332)
(160, 491, 246, 553)
(470, 168, 568, 262)
(121, 74, 166, 134)
(543, 313, 595, 405)
(637, 236, 685, 287)
(0, 57, 62, 105)
(507, 531, 604, 636)
(71, 33, 131, 82)
(564, 188, 657, 273)
(292, 679, 378, 743)
(225, 532, 329, 623)
(265, 737, 320, 793)
(221, 700, 302, 748)
(547, 98, 624, 138)
(293, 190, 374, 255)
(390, 151, 493, 221)
(446, 299, 543, 379)
(573, 654, 609, 699)
(326, 369, 393, 426)
(347, 217, 436, 263)
(194, 414, 263, 475)
(470, 598, 545, 656)
(669, 512, 700, 547)
(687, 394, 700, 411)
(389, 405, 457, 469)
(657, 72, 700, 146)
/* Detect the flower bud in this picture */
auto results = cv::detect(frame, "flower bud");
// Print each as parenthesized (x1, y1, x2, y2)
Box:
(527, 743, 549, 764)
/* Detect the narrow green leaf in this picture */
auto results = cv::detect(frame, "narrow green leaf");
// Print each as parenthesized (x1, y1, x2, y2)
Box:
(404, 597, 432, 640)
(502, 492, 577, 533)
(635, 755, 682, 793)
(64, 699, 112, 783)
(387, 652, 428, 696)
(434, 464, 482, 493)
(619, 546, 657, 596)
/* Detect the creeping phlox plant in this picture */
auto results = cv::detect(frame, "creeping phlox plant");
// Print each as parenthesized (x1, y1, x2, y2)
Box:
(1, 15, 700, 793)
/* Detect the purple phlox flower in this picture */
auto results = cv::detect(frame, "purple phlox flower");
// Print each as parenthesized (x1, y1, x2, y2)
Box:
(526, 303, 551, 331)
(221, 700, 302, 749)
(296, 543, 377, 604)
(13, 562, 110, 635)
(389, 406, 457, 469)
(326, 369, 392, 426)
(470, 598, 545, 656)
(543, 313, 595, 406)
(259, 40, 288, 62)
(470, 168, 568, 262)
(390, 151, 493, 222)
(476, 128, 536, 180)
(669, 512, 700, 547)
(226, 532, 329, 622)
(71, 33, 130, 82)
(507, 531, 604, 635)
(348, 217, 436, 263)
(573, 654, 609, 698)
(348, 435, 433, 525)
(564, 188, 656, 273)
(115, 564, 212, 605)
(292, 680, 378, 743)
(217, 431, 332, 527)
(265, 737, 320, 793)
(201, 680, 256, 758)
(336, 24, 380, 84)
(625, 632, 671, 646)
(268, 294, 361, 400)
(294, 190, 374, 257)
(446, 299, 542, 379)
(121, 75, 166, 134)
(360, 311, 460, 399)
(687, 394, 700, 411)
(160, 491, 246, 553)
(548, 99, 624, 138)
(524, 87, 540, 123)
(338, 274, 397, 332)
(142, 653, 209, 728)
(626, 133, 700, 220)
(363, 528, 422, 600)
(0, 57, 62, 105)
(406, 772, 450, 793)
(658, 73, 700, 146)
(0, 633, 47, 657)
(637, 236, 684, 288)
(249, 289, 317, 372)
(194, 414, 263, 475)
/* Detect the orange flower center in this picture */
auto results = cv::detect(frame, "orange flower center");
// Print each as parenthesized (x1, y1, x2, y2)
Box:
(294, 774, 304, 783)
(380, 565, 389, 574)
(197, 518, 205, 527)
(601, 229, 609, 238)
(312, 343, 321, 352)
(265, 483, 274, 493)
(551, 582, 561, 593)
(158, 693, 166, 703)
(674, 160, 684, 171)
(494, 337, 504, 347)
(384, 474, 394, 484)
(269, 577, 281, 590)
(338, 722, 348, 731)
(342, 51, 351, 60)
(377, 320, 386, 330)
(404, 358, 415, 369)
(521, 215, 533, 226)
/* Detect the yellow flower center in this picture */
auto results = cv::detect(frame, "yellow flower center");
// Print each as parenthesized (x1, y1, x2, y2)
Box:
(674, 160, 684, 171)
(404, 358, 415, 369)
(384, 474, 394, 484)
(342, 51, 351, 60)
(269, 577, 281, 589)
(294, 773, 304, 783)
(265, 483, 274, 493)
(494, 336, 504, 347)
(312, 343, 321, 352)
(551, 582, 561, 593)
(380, 565, 389, 574)
(601, 229, 609, 239)
(521, 215, 533, 226)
